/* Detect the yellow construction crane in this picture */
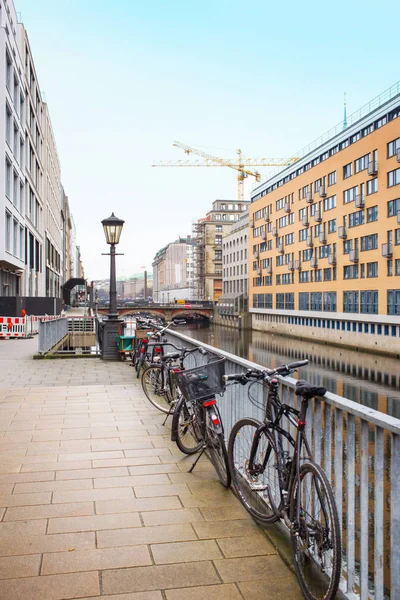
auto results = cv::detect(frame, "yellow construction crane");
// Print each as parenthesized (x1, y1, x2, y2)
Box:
(152, 141, 299, 201)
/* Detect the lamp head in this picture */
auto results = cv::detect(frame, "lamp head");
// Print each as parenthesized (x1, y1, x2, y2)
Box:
(101, 213, 125, 245)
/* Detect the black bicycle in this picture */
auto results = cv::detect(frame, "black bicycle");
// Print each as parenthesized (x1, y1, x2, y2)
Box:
(172, 357, 231, 488)
(226, 360, 341, 600)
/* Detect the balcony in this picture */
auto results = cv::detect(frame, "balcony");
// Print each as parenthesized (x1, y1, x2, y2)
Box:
(310, 257, 318, 268)
(264, 213, 271, 223)
(266, 265, 272, 275)
(355, 194, 365, 209)
(349, 249, 359, 263)
(288, 261, 295, 271)
(338, 226, 347, 239)
(302, 215, 310, 227)
(284, 202, 291, 213)
(272, 227, 278, 237)
(305, 192, 313, 203)
(319, 185, 327, 198)
(382, 243, 393, 258)
(368, 160, 378, 176)
(328, 252, 336, 265)
(253, 250, 259, 259)
(319, 231, 327, 244)
(314, 209, 322, 223)
(306, 236, 313, 248)
(277, 243, 284, 254)
(294, 259, 302, 271)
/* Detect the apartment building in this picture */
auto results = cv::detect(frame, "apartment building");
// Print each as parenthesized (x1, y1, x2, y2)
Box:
(152, 237, 195, 303)
(193, 200, 249, 301)
(250, 81, 400, 354)
(0, 0, 26, 296)
(217, 210, 249, 315)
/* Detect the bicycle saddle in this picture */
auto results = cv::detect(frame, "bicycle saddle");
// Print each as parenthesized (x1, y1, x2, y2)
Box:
(162, 352, 180, 361)
(295, 380, 326, 399)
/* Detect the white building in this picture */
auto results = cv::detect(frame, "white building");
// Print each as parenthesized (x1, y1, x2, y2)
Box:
(218, 210, 249, 314)
(152, 237, 196, 303)
(0, 1, 26, 296)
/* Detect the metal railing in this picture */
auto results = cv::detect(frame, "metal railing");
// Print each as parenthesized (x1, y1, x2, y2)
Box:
(165, 329, 399, 600)
(38, 317, 68, 354)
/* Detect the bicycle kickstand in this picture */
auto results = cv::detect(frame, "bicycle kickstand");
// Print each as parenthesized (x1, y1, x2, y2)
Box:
(162, 405, 175, 427)
(188, 445, 207, 473)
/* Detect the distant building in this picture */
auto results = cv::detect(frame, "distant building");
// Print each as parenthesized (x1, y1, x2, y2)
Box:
(193, 200, 250, 301)
(152, 237, 195, 303)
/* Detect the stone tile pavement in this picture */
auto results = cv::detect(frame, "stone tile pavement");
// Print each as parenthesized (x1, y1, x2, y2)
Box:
(0, 338, 302, 599)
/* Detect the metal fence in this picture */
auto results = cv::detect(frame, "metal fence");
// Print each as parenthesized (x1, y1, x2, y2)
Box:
(38, 317, 68, 354)
(165, 329, 399, 600)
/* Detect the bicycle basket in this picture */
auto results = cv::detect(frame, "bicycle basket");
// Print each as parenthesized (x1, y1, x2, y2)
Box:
(174, 357, 226, 402)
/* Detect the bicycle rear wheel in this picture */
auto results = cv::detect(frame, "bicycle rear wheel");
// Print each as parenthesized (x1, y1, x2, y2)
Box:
(205, 411, 230, 488)
(228, 418, 280, 523)
(173, 398, 203, 455)
(141, 366, 173, 413)
(290, 461, 341, 600)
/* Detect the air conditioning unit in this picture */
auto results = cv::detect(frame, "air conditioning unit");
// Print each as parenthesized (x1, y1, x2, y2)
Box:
(306, 235, 313, 248)
(338, 226, 347, 239)
(302, 215, 310, 227)
(294, 260, 302, 271)
(328, 252, 336, 265)
(284, 202, 291, 213)
(319, 232, 327, 244)
(396, 147, 400, 163)
(272, 227, 278, 237)
(319, 185, 327, 198)
(288, 261, 295, 271)
(310, 257, 318, 268)
(306, 192, 313, 203)
(349, 249, 359, 263)
(368, 161, 378, 176)
(355, 194, 365, 209)
(314, 210, 322, 223)
(382, 243, 393, 258)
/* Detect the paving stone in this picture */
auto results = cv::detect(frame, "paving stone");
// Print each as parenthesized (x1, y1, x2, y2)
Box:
(0, 492, 51, 507)
(47, 512, 142, 534)
(42, 545, 151, 574)
(214, 555, 292, 583)
(238, 578, 304, 599)
(96, 496, 181, 514)
(0, 471, 56, 484)
(165, 583, 242, 600)
(141, 508, 203, 527)
(0, 554, 41, 579)
(0, 571, 100, 600)
(13, 478, 94, 494)
(217, 534, 276, 558)
(199, 505, 251, 521)
(0, 519, 47, 538)
(193, 519, 261, 539)
(98, 523, 197, 548)
(102, 561, 220, 594)
(52, 487, 134, 504)
(4, 501, 94, 521)
(93, 474, 169, 488)
(133, 483, 189, 498)
(56, 466, 129, 480)
(75, 593, 163, 600)
(0, 531, 95, 556)
(151, 540, 223, 564)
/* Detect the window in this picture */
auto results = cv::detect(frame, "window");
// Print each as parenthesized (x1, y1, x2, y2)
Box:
(5, 211, 11, 252)
(319, 245, 331, 259)
(349, 210, 365, 228)
(5, 159, 11, 198)
(344, 186, 357, 204)
(343, 163, 352, 178)
(395, 259, 400, 276)
(328, 171, 336, 186)
(299, 292, 309, 310)
(302, 249, 312, 261)
(324, 195, 336, 211)
(324, 292, 336, 312)
(311, 292, 322, 311)
(314, 178, 322, 192)
(299, 271, 309, 283)
(215, 225, 222, 232)
(396, 229, 400, 245)
(367, 178, 378, 195)
(388, 198, 400, 217)
(282, 273, 292, 284)
(388, 169, 400, 188)
(315, 269, 322, 282)
(285, 232, 294, 245)
(360, 290, 378, 314)
(367, 206, 378, 222)
(388, 138, 400, 158)
(324, 268, 332, 281)
(214, 250, 222, 260)
(6, 104, 12, 146)
(328, 219, 336, 233)
(343, 291, 359, 313)
(344, 265, 359, 279)
(6, 52, 12, 90)
(215, 235, 222, 245)
(276, 293, 285, 309)
(343, 240, 352, 254)
(299, 228, 308, 242)
(361, 234, 378, 251)
(367, 262, 378, 278)
(285, 293, 294, 309)
(388, 290, 400, 315)
(355, 154, 369, 173)
(276, 198, 284, 211)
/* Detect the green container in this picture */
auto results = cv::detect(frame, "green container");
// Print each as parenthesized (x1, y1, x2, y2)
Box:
(117, 335, 135, 353)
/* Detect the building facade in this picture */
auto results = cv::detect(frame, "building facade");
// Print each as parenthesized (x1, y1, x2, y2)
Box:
(152, 237, 195, 303)
(193, 200, 249, 301)
(249, 82, 400, 354)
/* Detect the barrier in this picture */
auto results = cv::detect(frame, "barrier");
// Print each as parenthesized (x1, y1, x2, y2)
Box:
(0, 317, 28, 338)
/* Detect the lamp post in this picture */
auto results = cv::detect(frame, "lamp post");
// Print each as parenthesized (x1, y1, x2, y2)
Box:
(100, 213, 125, 360)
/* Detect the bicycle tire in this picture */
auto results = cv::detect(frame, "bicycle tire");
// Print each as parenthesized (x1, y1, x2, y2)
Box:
(290, 461, 341, 600)
(228, 417, 280, 523)
(172, 397, 203, 455)
(141, 366, 173, 413)
(205, 411, 231, 488)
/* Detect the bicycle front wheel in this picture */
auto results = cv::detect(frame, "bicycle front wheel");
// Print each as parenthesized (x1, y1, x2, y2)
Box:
(141, 366, 173, 413)
(205, 411, 230, 488)
(228, 418, 280, 523)
(173, 398, 203, 455)
(290, 461, 341, 600)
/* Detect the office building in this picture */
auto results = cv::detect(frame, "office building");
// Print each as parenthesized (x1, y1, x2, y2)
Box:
(152, 237, 195, 303)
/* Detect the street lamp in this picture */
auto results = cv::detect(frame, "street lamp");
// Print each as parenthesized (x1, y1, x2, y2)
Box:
(100, 212, 125, 359)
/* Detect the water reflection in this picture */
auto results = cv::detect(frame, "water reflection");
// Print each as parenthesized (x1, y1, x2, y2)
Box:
(180, 323, 400, 418)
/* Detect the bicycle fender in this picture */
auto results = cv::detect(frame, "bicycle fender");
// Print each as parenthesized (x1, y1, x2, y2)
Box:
(171, 396, 185, 442)
(206, 406, 223, 435)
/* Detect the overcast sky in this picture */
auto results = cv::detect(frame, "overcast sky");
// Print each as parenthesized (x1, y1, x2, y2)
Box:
(17, 0, 399, 280)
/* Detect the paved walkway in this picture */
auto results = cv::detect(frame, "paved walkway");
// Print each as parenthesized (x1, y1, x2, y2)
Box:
(0, 338, 301, 599)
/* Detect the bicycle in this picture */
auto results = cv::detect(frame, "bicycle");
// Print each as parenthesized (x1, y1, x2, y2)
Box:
(133, 319, 185, 378)
(172, 356, 231, 488)
(225, 360, 341, 600)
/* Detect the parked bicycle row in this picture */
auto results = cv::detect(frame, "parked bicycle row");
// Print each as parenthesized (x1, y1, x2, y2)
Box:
(126, 318, 342, 600)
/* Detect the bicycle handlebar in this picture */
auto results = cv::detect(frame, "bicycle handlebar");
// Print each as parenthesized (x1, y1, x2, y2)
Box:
(222, 359, 308, 384)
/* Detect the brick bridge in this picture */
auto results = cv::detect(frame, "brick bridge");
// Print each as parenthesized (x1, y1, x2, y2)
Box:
(97, 304, 213, 321)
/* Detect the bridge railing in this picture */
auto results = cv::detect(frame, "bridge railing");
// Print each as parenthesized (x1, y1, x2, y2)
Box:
(38, 317, 68, 354)
(165, 329, 400, 600)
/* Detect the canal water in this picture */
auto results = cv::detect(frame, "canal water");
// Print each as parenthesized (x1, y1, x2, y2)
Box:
(179, 323, 400, 418)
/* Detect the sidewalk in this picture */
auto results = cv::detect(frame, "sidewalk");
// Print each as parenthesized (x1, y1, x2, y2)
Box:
(0, 342, 301, 599)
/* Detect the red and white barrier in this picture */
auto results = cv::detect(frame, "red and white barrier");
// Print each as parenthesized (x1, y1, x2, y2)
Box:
(0, 315, 62, 339)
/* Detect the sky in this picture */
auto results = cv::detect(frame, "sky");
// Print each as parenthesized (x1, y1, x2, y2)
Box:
(16, 0, 400, 280)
